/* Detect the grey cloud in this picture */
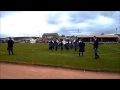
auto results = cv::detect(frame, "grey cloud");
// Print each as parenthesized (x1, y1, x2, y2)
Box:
(57, 19, 119, 35)
(89, 29, 117, 34)
(68, 11, 101, 23)
(0, 11, 19, 18)
(82, 24, 118, 35)
(0, 34, 8, 38)
(46, 11, 120, 25)
(68, 11, 120, 24)
(46, 13, 62, 24)
(1, 11, 120, 37)
(100, 11, 119, 18)
(57, 27, 82, 36)
(46, 11, 97, 24)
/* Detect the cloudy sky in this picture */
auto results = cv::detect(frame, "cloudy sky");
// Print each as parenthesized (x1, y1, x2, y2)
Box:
(0, 11, 120, 38)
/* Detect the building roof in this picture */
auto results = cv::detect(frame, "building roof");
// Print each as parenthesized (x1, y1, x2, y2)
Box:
(59, 37, 66, 39)
(77, 35, 119, 38)
(42, 33, 58, 36)
(115, 34, 120, 36)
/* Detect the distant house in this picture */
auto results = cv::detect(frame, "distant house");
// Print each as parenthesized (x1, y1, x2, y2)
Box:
(42, 33, 59, 42)
(115, 34, 120, 37)
(77, 35, 119, 42)
(0, 38, 8, 43)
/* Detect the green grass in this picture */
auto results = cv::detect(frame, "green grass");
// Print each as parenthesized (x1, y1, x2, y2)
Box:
(0, 43, 120, 72)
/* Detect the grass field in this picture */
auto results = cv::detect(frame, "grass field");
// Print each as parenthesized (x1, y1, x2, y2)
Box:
(0, 43, 120, 72)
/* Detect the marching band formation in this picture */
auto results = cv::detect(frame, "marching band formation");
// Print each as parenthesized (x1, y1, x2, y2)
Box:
(48, 36, 100, 59)
(48, 38, 85, 57)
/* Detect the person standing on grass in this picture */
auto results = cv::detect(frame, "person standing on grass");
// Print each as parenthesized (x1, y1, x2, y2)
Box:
(49, 40, 53, 50)
(74, 40, 78, 52)
(66, 40, 70, 51)
(92, 36, 100, 59)
(54, 40, 58, 51)
(60, 39, 63, 51)
(70, 41, 73, 49)
(78, 39, 85, 57)
(7, 37, 14, 55)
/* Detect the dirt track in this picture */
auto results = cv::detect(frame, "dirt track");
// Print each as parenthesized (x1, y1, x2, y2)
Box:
(0, 62, 120, 79)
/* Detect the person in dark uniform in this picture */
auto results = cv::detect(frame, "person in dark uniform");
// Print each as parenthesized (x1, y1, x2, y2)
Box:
(49, 40, 53, 50)
(7, 37, 14, 55)
(66, 40, 70, 51)
(70, 41, 73, 49)
(60, 39, 63, 51)
(74, 40, 78, 52)
(54, 40, 58, 51)
(52, 40, 54, 49)
(78, 39, 85, 56)
(92, 36, 100, 59)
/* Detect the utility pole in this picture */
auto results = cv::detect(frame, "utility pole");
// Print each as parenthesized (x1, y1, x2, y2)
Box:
(76, 29, 79, 40)
(38, 31, 40, 38)
(116, 28, 117, 34)
(78, 29, 79, 35)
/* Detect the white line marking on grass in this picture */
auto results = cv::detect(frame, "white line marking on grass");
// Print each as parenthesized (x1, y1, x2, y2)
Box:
(48, 53, 120, 58)
(32, 48, 38, 51)
(103, 45, 120, 52)
(49, 53, 74, 57)
(1, 49, 119, 59)
(0, 52, 5, 53)
(40, 52, 120, 58)
(32, 48, 37, 51)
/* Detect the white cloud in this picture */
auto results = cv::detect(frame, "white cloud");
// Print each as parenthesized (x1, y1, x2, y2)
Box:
(1, 11, 59, 37)
(0, 11, 119, 38)
(87, 16, 114, 25)
(96, 16, 114, 25)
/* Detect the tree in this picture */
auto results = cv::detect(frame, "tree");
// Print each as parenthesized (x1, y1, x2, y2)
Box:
(101, 33, 104, 35)
(61, 34, 65, 37)
(70, 35, 75, 38)
(66, 36, 70, 38)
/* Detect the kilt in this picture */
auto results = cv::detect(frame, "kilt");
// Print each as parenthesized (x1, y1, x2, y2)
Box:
(7, 47, 13, 51)
(94, 48, 98, 53)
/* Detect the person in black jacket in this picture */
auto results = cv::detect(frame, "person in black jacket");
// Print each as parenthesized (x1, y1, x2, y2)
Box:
(78, 39, 85, 56)
(49, 40, 53, 50)
(54, 40, 58, 51)
(74, 40, 78, 52)
(93, 36, 100, 59)
(60, 39, 63, 51)
(66, 40, 70, 51)
(7, 37, 14, 55)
